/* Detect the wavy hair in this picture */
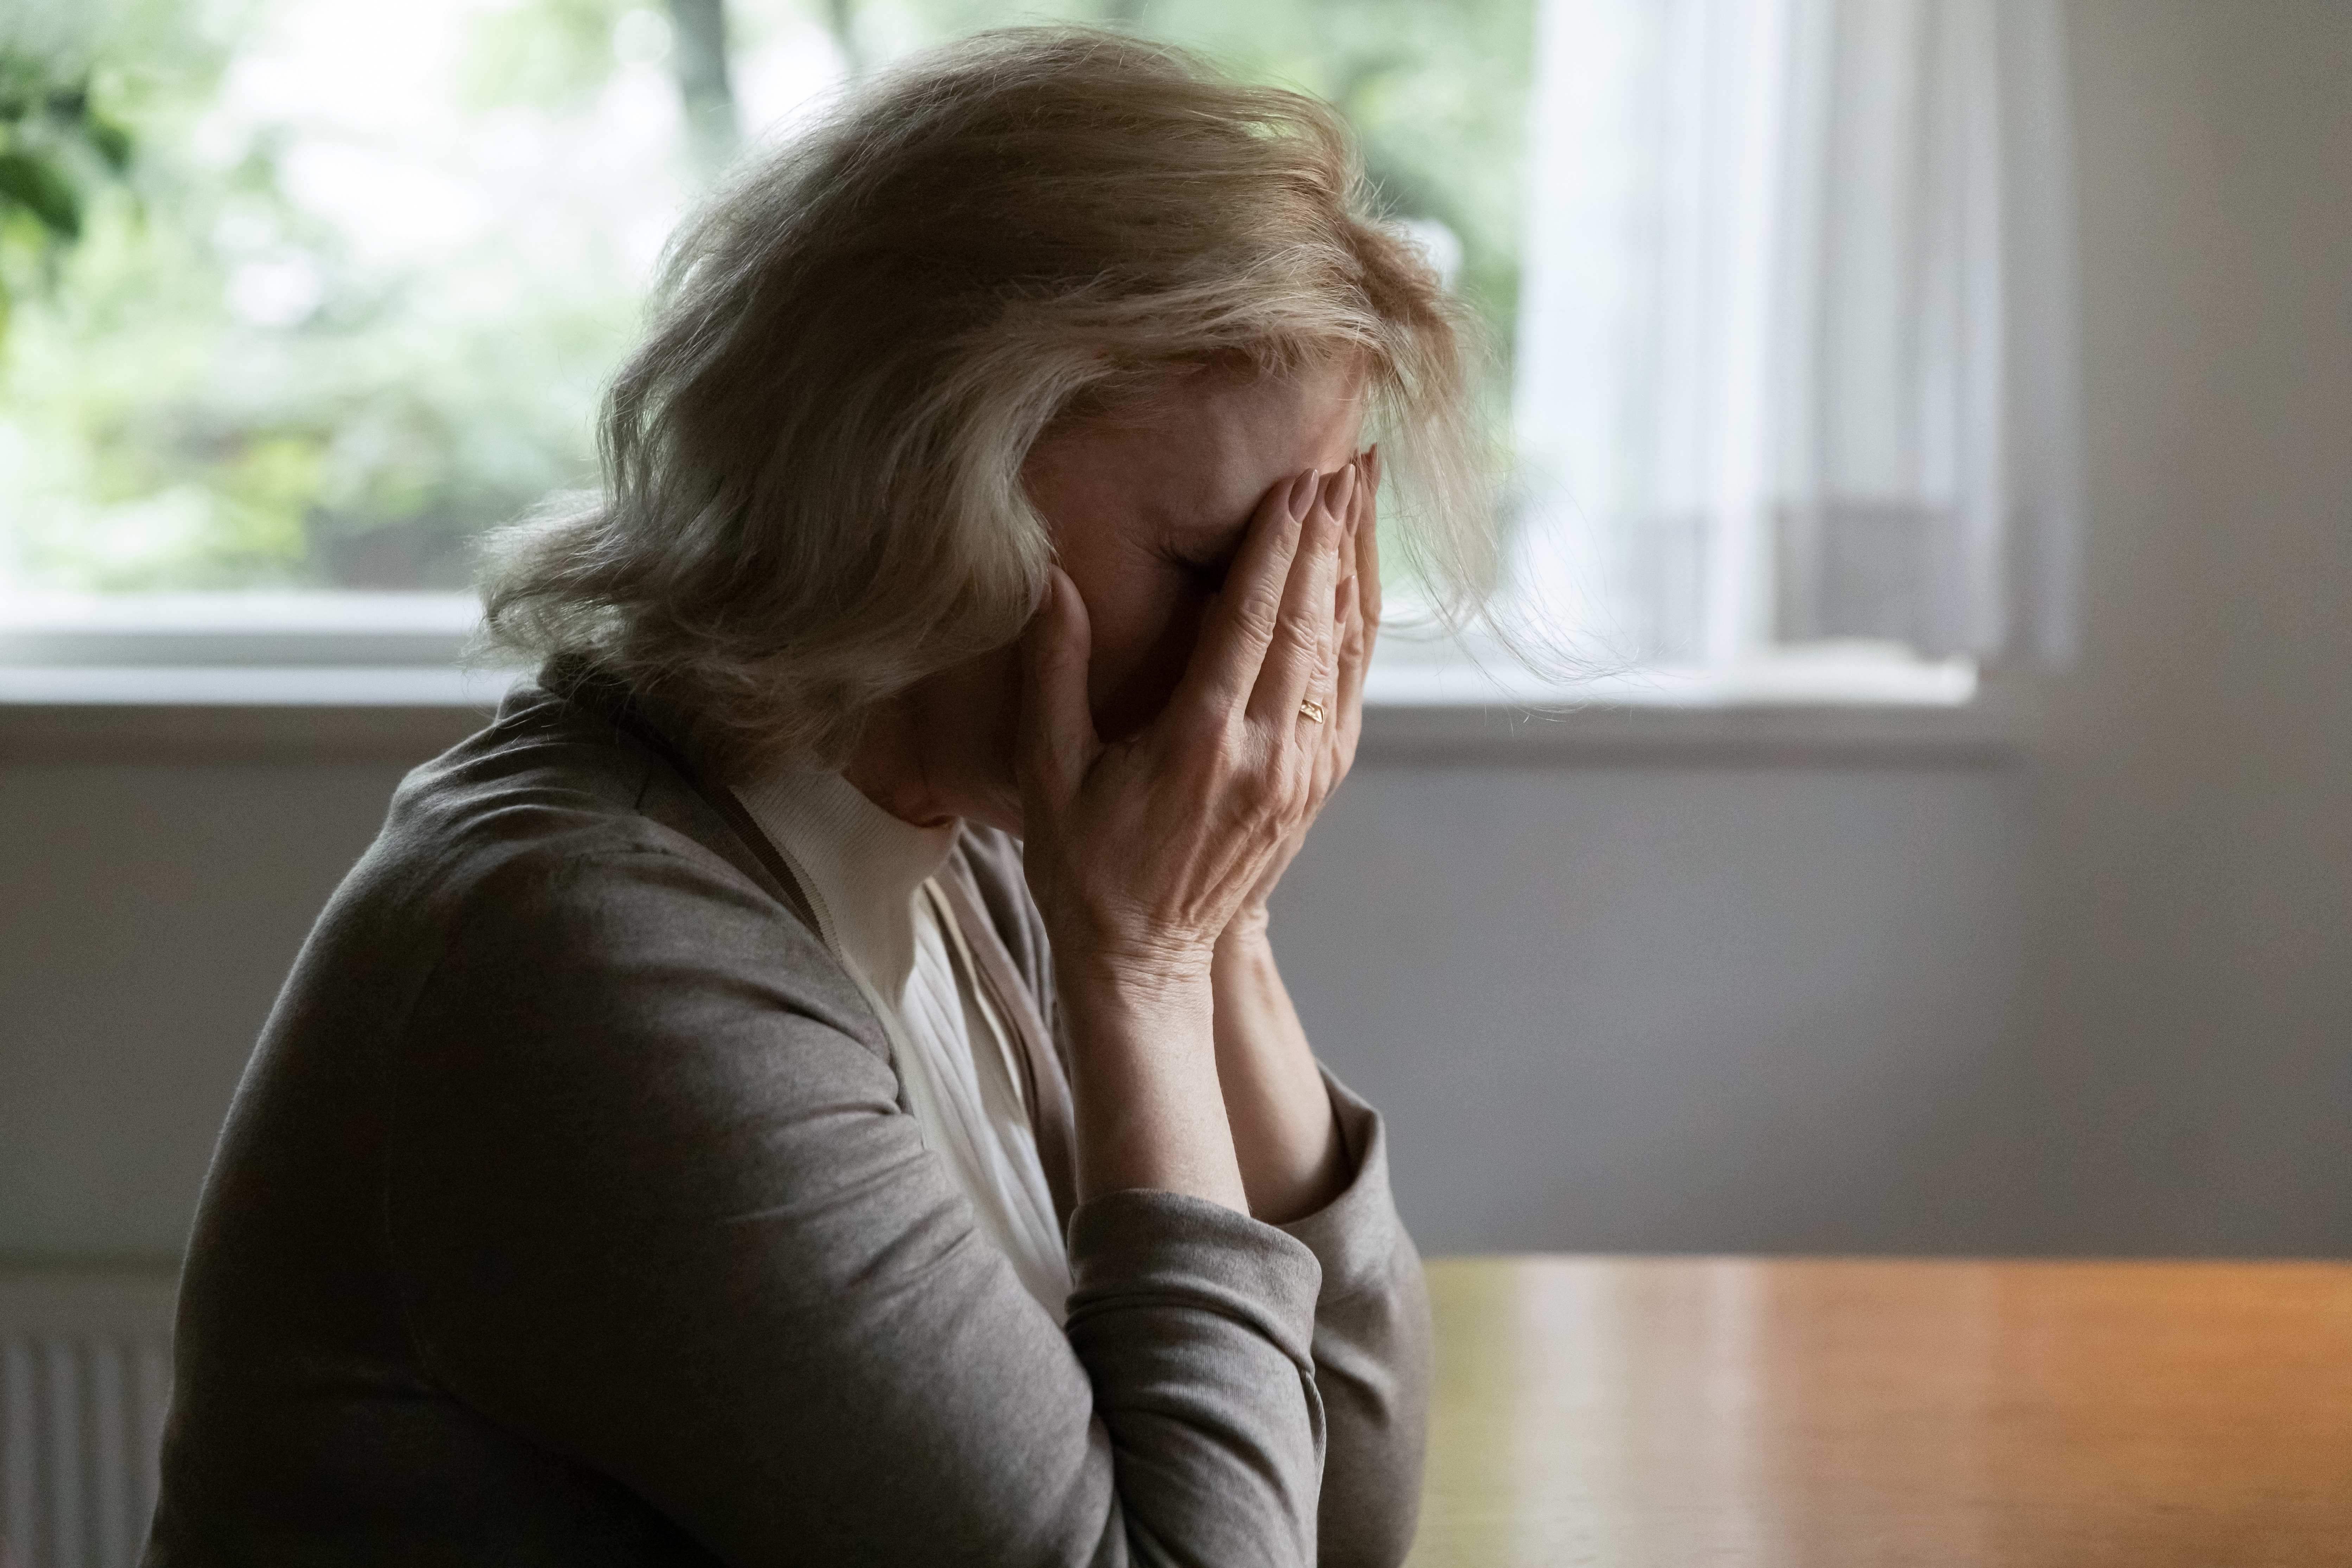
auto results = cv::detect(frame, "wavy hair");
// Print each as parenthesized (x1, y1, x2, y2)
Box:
(480, 26, 1491, 778)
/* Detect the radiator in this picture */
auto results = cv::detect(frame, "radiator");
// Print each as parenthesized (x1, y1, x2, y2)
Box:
(0, 1271, 177, 1568)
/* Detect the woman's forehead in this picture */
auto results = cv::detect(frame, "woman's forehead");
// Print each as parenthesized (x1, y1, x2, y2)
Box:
(1167, 368, 1365, 519)
(1026, 358, 1368, 545)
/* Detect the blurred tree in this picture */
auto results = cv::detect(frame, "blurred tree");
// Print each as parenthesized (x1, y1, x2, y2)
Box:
(1, 0, 644, 591)
(668, 0, 738, 173)
(0, 44, 137, 354)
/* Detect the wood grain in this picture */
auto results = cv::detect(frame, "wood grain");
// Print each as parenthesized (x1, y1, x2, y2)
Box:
(1408, 1257, 2352, 1568)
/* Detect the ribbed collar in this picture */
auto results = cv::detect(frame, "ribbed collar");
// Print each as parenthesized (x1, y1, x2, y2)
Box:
(731, 766, 959, 1003)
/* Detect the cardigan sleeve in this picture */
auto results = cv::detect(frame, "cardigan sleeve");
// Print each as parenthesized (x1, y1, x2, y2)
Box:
(1280, 1076, 1434, 1568)
(387, 843, 1328, 1568)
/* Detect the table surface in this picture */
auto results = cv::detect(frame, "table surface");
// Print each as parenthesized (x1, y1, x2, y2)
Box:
(1404, 1256, 2352, 1568)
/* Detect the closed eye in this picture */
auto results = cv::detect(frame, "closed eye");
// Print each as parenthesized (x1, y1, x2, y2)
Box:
(1169, 528, 1247, 593)
(1179, 551, 1235, 592)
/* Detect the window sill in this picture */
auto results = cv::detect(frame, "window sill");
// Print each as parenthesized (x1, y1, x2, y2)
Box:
(0, 666, 514, 761)
(1, 592, 2015, 765)
(0, 659, 2019, 766)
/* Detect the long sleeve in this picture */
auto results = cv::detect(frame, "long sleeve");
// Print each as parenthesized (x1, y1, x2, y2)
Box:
(1280, 1078, 1434, 1568)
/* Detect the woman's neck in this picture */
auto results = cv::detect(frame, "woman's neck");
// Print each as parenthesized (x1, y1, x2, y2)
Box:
(841, 695, 959, 830)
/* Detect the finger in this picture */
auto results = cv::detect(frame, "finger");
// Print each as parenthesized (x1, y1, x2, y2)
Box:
(1333, 566, 1368, 735)
(1304, 567, 1358, 793)
(1173, 468, 1317, 721)
(1355, 444, 1383, 643)
(1333, 458, 1373, 709)
(1018, 568, 1098, 792)
(1336, 458, 1362, 586)
(1300, 530, 1342, 753)
(1246, 461, 1353, 732)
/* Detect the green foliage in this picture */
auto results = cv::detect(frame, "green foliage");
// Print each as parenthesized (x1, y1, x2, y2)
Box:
(0, 150, 82, 238)
(1, 0, 634, 590)
(0, 38, 142, 352)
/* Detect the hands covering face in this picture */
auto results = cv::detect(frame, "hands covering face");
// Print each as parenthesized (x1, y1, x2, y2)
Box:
(1017, 449, 1381, 981)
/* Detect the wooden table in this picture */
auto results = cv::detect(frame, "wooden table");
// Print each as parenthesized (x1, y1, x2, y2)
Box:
(1407, 1257, 2352, 1567)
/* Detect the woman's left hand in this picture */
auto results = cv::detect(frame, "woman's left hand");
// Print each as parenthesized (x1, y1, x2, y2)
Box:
(1221, 445, 1381, 947)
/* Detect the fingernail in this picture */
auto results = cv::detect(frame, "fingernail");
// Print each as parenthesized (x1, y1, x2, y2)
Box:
(1331, 462, 1359, 521)
(1288, 470, 1319, 521)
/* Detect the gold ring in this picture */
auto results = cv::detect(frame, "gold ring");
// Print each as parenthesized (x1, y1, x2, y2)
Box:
(1298, 698, 1326, 724)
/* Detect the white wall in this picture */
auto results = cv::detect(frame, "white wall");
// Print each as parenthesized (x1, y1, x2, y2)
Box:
(2, 0, 2347, 1264)
(0, 757, 412, 1260)
(1276, 758, 2035, 1252)
(2016, 0, 2352, 1252)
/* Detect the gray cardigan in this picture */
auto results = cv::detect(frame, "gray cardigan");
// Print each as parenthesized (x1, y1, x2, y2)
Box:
(145, 679, 1431, 1567)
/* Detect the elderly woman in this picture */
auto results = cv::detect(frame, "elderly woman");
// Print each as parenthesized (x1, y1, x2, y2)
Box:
(148, 27, 1487, 1568)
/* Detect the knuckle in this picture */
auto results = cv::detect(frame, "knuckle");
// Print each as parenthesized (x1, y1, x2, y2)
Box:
(1233, 598, 1282, 647)
(1270, 756, 1310, 812)
(1237, 763, 1283, 814)
(1276, 615, 1320, 656)
(1198, 742, 1251, 802)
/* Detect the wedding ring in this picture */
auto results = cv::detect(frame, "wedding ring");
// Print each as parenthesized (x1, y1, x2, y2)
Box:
(1298, 698, 1326, 724)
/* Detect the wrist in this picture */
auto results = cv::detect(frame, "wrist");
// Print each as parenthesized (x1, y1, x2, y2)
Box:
(1216, 906, 1274, 956)
(1054, 946, 1245, 1213)
(1056, 939, 1216, 1017)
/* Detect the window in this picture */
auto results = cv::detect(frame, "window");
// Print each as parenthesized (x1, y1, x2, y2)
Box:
(1493, 0, 2075, 708)
(0, 0, 2072, 709)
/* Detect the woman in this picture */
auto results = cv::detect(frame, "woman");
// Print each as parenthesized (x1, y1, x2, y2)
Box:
(147, 27, 1489, 1568)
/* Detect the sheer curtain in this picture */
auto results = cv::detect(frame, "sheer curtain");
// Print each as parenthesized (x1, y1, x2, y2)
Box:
(1508, 0, 2079, 671)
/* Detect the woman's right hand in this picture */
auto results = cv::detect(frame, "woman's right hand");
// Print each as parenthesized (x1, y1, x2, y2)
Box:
(1016, 460, 1359, 1207)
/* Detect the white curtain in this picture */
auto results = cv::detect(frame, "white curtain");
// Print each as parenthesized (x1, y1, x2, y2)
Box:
(1509, 0, 2079, 666)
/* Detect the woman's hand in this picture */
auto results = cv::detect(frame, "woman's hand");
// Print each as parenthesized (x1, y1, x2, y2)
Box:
(1017, 460, 1359, 1210)
(1019, 460, 1359, 989)
(1223, 445, 1381, 948)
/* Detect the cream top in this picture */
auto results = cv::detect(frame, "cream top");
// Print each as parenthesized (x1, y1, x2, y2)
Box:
(732, 766, 1072, 1319)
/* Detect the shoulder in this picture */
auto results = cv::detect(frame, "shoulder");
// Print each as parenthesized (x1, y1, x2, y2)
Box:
(372, 690, 915, 1262)
(297, 681, 886, 1067)
(365, 683, 791, 929)
(376, 682, 735, 907)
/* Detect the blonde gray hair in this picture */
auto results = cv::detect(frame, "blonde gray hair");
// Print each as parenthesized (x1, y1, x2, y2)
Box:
(481, 25, 1491, 778)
